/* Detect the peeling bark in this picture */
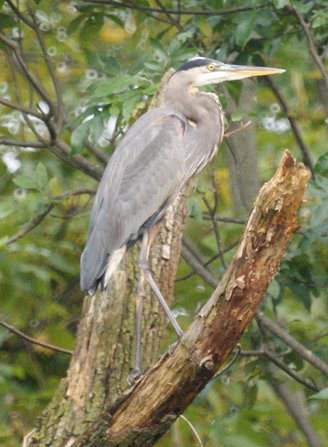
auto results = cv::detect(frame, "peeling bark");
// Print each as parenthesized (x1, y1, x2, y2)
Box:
(71, 151, 310, 447)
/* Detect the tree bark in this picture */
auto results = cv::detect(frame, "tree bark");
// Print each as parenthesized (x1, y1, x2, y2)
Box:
(68, 151, 309, 447)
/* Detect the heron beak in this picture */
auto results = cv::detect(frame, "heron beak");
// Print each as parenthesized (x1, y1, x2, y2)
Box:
(221, 63, 285, 80)
(196, 63, 285, 86)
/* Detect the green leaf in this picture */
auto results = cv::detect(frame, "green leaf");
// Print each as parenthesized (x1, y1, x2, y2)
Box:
(231, 112, 244, 122)
(90, 74, 133, 96)
(35, 163, 48, 189)
(188, 196, 203, 223)
(244, 384, 258, 408)
(0, 203, 13, 219)
(309, 388, 328, 400)
(105, 14, 124, 28)
(13, 175, 37, 189)
(272, 0, 290, 9)
(312, 15, 326, 29)
(267, 278, 280, 300)
(0, 13, 16, 29)
(89, 115, 104, 145)
(199, 17, 213, 37)
(235, 16, 255, 48)
(288, 282, 312, 310)
(0, 236, 9, 247)
(314, 152, 328, 176)
(67, 14, 86, 34)
(71, 121, 90, 154)
(102, 56, 122, 75)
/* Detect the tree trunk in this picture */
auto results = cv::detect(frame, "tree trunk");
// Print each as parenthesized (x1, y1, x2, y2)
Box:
(25, 151, 309, 446)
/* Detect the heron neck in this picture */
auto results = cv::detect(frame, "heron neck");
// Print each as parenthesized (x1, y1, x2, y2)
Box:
(164, 84, 221, 125)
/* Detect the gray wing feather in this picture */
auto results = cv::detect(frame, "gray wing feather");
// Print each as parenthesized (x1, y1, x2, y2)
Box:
(80, 108, 186, 291)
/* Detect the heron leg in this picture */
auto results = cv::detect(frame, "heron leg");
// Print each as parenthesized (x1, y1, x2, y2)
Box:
(132, 270, 145, 376)
(139, 228, 184, 339)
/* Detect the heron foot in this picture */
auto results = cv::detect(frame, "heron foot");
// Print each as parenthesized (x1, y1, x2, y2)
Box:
(168, 333, 183, 356)
(127, 368, 143, 385)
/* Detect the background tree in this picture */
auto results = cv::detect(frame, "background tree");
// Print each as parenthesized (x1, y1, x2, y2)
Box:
(0, 1, 327, 446)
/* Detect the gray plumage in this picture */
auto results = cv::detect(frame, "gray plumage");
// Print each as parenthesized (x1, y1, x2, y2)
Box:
(81, 57, 284, 295)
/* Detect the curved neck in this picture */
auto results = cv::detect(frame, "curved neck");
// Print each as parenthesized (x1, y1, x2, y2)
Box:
(164, 75, 221, 124)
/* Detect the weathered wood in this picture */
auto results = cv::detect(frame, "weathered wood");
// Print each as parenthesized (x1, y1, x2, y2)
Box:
(72, 150, 310, 447)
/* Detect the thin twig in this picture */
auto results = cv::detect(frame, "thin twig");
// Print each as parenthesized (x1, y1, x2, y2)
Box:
(83, 0, 268, 16)
(154, 0, 182, 30)
(0, 138, 45, 148)
(257, 312, 328, 377)
(0, 320, 73, 355)
(0, 33, 52, 106)
(270, 376, 324, 447)
(180, 241, 218, 288)
(5, 0, 34, 27)
(0, 97, 43, 119)
(224, 120, 252, 138)
(263, 349, 320, 392)
(29, 9, 64, 130)
(6, 203, 54, 245)
(240, 348, 320, 392)
(264, 77, 314, 176)
(291, 5, 328, 89)
(6, 188, 95, 245)
(201, 214, 245, 224)
(179, 415, 203, 447)
(212, 344, 241, 380)
(202, 194, 227, 268)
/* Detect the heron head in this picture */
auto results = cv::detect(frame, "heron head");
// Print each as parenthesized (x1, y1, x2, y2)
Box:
(175, 57, 285, 86)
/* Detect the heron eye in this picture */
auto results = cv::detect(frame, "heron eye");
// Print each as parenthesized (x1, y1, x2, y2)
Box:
(207, 64, 214, 71)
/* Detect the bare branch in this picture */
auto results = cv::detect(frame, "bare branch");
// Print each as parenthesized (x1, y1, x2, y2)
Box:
(240, 349, 320, 392)
(0, 33, 53, 107)
(84, 140, 110, 164)
(224, 120, 252, 138)
(154, 0, 182, 30)
(180, 241, 218, 288)
(6, 203, 54, 245)
(69, 151, 310, 447)
(54, 139, 103, 180)
(181, 232, 328, 380)
(179, 415, 203, 447)
(265, 77, 314, 176)
(257, 312, 328, 377)
(263, 348, 320, 392)
(0, 138, 45, 148)
(291, 6, 328, 89)
(29, 9, 64, 130)
(202, 194, 227, 268)
(270, 371, 324, 447)
(0, 97, 43, 119)
(5, 0, 34, 27)
(5, 189, 95, 245)
(0, 320, 73, 355)
(202, 213, 245, 224)
(82, 0, 268, 16)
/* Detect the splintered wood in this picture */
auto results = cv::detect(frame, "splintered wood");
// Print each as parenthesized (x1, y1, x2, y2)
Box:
(74, 151, 310, 447)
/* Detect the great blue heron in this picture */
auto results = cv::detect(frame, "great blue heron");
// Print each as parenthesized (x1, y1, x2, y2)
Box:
(81, 57, 284, 373)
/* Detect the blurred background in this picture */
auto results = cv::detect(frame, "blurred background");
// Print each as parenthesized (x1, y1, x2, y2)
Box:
(0, 1, 327, 446)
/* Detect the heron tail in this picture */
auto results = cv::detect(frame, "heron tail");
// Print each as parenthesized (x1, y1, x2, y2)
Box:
(80, 245, 126, 295)
(100, 246, 126, 291)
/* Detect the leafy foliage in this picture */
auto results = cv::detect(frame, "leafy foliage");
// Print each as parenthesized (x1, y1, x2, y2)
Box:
(0, 0, 327, 446)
